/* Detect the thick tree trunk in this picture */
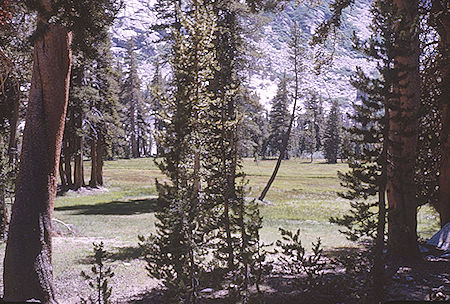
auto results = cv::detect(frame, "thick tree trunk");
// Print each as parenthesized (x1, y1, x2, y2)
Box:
(63, 139, 73, 187)
(221, 96, 234, 270)
(0, 186, 6, 240)
(433, 0, 450, 227)
(3, 21, 72, 303)
(58, 154, 67, 187)
(373, 106, 389, 304)
(438, 103, 450, 227)
(73, 107, 84, 190)
(131, 102, 139, 158)
(73, 149, 84, 190)
(7, 89, 19, 162)
(89, 139, 98, 187)
(96, 138, 104, 186)
(386, 0, 420, 261)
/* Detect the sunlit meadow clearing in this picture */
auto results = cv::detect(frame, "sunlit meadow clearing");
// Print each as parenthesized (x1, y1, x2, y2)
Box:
(0, 158, 439, 302)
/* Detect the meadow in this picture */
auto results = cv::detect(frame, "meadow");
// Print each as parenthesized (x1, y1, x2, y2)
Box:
(0, 158, 440, 303)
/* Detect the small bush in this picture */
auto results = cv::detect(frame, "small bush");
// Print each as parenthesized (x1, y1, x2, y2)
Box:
(80, 242, 115, 304)
(276, 228, 327, 287)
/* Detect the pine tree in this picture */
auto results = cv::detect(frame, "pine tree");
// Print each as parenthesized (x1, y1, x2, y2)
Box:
(141, 1, 269, 302)
(203, 2, 270, 299)
(0, 1, 33, 240)
(303, 90, 323, 162)
(259, 21, 304, 204)
(331, 1, 411, 301)
(122, 39, 143, 158)
(66, 53, 96, 190)
(148, 59, 166, 157)
(140, 1, 218, 302)
(415, 4, 441, 222)
(323, 100, 342, 163)
(237, 87, 268, 160)
(3, 1, 120, 301)
(386, 0, 421, 260)
(316, 0, 422, 262)
(88, 29, 121, 187)
(429, 0, 450, 227)
(268, 75, 290, 159)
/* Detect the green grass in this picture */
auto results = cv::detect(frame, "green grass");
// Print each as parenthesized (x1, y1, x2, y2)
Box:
(0, 157, 441, 302)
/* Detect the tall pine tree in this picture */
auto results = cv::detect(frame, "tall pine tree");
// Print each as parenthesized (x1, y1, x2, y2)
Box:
(323, 100, 342, 163)
(268, 75, 290, 159)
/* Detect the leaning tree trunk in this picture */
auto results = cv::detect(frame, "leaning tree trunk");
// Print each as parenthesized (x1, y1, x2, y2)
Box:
(3, 20, 72, 303)
(433, 0, 450, 227)
(259, 30, 300, 201)
(386, 0, 420, 261)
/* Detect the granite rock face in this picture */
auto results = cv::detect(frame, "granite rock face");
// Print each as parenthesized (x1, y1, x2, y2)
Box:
(111, 0, 373, 108)
(426, 222, 450, 252)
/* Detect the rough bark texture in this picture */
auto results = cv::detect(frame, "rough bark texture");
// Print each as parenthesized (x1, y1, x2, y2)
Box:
(96, 138, 104, 186)
(372, 99, 390, 303)
(0, 186, 6, 240)
(433, 0, 450, 227)
(130, 100, 139, 158)
(3, 20, 72, 303)
(438, 102, 450, 227)
(7, 87, 19, 161)
(73, 108, 84, 190)
(89, 139, 98, 187)
(386, 0, 420, 261)
(73, 145, 84, 189)
(58, 156, 66, 187)
(63, 138, 73, 187)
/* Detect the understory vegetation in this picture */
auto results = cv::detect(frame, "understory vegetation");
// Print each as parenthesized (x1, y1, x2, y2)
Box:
(0, 158, 440, 302)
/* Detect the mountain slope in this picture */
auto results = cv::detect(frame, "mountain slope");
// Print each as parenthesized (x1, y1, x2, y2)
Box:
(111, 0, 374, 109)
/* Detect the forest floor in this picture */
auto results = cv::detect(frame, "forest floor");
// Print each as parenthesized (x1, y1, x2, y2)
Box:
(0, 158, 445, 303)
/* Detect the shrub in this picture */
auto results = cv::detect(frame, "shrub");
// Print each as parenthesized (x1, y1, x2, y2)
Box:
(80, 242, 115, 304)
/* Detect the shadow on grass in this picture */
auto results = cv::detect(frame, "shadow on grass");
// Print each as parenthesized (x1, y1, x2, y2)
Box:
(55, 198, 158, 215)
(123, 245, 448, 303)
(107, 245, 144, 262)
(79, 245, 144, 265)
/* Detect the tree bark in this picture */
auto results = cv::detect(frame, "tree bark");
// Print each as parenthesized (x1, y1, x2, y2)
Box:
(96, 138, 104, 186)
(0, 185, 6, 240)
(7, 86, 19, 162)
(89, 139, 98, 187)
(3, 19, 72, 303)
(130, 101, 139, 158)
(58, 153, 67, 188)
(63, 138, 73, 187)
(386, 0, 420, 261)
(73, 148, 84, 190)
(432, 0, 450, 227)
(438, 100, 450, 227)
(73, 106, 84, 190)
(373, 105, 389, 304)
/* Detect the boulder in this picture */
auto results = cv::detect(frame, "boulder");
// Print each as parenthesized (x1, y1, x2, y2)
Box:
(426, 222, 450, 252)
